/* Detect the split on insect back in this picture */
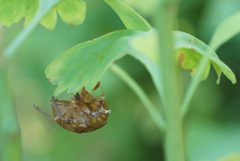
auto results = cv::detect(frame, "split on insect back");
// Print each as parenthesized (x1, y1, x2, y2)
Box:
(33, 81, 111, 134)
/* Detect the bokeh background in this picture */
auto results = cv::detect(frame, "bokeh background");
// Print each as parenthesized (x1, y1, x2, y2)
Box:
(2, 0, 240, 160)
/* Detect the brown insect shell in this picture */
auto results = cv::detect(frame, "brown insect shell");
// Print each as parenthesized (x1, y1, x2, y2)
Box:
(52, 88, 109, 133)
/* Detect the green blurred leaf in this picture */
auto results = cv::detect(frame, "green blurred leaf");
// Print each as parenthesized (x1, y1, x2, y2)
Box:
(4, 0, 87, 59)
(40, 8, 58, 30)
(4, 0, 60, 59)
(46, 30, 141, 96)
(0, 0, 37, 27)
(131, 30, 236, 84)
(177, 48, 210, 80)
(122, 0, 159, 17)
(217, 153, 240, 161)
(210, 12, 240, 51)
(104, 0, 151, 31)
(57, 0, 86, 26)
(0, 0, 56, 29)
(0, 0, 86, 29)
(175, 31, 236, 84)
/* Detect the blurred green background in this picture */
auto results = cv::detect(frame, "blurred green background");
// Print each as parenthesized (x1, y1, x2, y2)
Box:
(2, 0, 240, 160)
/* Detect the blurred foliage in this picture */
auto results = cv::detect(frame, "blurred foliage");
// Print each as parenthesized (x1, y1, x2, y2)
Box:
(217, 153, 240, 161)
(2, 0, 240, 161)
(0, 0, 86, 30)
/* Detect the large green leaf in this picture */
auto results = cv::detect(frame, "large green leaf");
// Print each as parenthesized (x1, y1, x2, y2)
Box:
(0, 0, 86, 29)
(46, 30, 141, 96)
(104, 0, 151, 31)
(46, 29, 235, 96)
(45, 29, 164, 97)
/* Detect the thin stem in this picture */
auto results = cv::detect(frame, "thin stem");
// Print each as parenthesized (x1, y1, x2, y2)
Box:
(181, 56, 209, 116)
(156, 1, 186, 161)
(110, 63, 165, 132)
(0, 63, 22, 161)
(1, 2, 60, 160)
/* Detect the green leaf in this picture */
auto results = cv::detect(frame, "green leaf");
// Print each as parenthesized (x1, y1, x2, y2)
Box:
(216, 153, 240, 161)
(40, 8, 58, 30)
(0, 0, 37, 27)
(177, 48, 210, 80)
(210, 12, 240, 51)
(4, 0, 87, 59)
(104, 0, 151, 31)
(46, 29, 236, 96)
(0, 0, 56, 29)
(46, 30, 141, 96)
(4, 0, 60, 59)
(0, 0, 86, 29)
(46, 29, 164, 97)
(57, 0, 86, 26)
(174, 31, 236, 84)
(130, 30, 236, 84)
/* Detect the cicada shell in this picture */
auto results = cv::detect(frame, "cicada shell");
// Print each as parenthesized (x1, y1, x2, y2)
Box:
(34, 83, 110, 133)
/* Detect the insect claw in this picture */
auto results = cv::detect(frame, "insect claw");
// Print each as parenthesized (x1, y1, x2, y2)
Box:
(51, 96, 59, 103)
(74, 92, 81, 101)
(92, 81, 100, 91)
(50, 96, 54, 102)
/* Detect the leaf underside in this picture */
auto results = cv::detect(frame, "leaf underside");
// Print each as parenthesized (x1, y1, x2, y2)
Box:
(45, 30, 140, 96)
(46, 29, 236, 96)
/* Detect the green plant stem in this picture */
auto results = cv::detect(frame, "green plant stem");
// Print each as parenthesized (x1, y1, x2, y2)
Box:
(110, 63, 165, 132)
(1, 1, 59, 160)
(0, 62, 22, 161)
(156, 1, 186, 161)
(181, 56, 209, 116)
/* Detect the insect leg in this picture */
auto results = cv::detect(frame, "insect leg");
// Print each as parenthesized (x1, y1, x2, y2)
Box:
(51, 96, 70, 104)
(51, 96, 65, 120)
(33, 105, 57, 122)
(54, 100, 70, 103)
